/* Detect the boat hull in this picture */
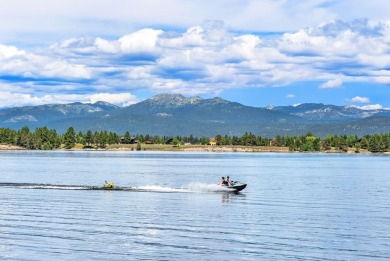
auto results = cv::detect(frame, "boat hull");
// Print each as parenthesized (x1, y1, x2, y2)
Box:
(227, 183, 247, 192)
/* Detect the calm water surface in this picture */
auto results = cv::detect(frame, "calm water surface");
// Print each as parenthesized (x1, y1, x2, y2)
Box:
(0, 151, 389, 260)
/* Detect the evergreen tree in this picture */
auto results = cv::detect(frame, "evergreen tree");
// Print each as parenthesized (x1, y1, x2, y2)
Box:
(63, 127, 76, 149)
(93, 131, 100, 148)
(215, 135, 222, 146)
(0, 128, 17, 145)
(172, 137, 181, 146)
(354, 143, 361, 153)
(360, 137, 369, 149)
(153, 135, 163, 144)
(108, 132, 118, 145)
(17, 126, 31, 148)
(85, 130, 93, 147)
(200, 136, 209, 145)
(321, 135, 333, 151)
(368, 135, 380, 153)
(232, 136, 240, 145)
(99, 131, 108, 148)
(123, 131, 131, 144)
(77, 131, 85, 145)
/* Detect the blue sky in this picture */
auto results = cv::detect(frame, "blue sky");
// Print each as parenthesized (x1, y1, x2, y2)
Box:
(0, 0, 390, 109)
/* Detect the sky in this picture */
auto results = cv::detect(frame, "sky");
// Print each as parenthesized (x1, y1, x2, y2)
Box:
(0, 0, 390, 109)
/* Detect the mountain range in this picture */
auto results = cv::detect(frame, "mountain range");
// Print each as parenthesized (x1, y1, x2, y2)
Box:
(1, 94, 390, 137)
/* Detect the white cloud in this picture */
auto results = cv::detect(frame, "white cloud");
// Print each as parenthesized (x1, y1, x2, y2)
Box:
(4, 0, 390, 46)
(359, 104, 383, 110)
(1, 18, 390, 107)
(94, 38, 118, 54)
(0, 44, 25, 58)
(286, 94, 295, 99)
(88, 93, 139, 106)
(0, 1, 330, 44)
(320, 78, 343, 89)
(0, 43, 91, 79)
(35, 19, 390, 94)
(351, 96, 370, 103)
(119, 29, 163, 54)
(0, 91, 138, 108)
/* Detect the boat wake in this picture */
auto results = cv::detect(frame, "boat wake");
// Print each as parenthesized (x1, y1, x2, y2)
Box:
(187, 182, 235, 193)
(133, 185, 189, 193)
(0, 182, 241, 193)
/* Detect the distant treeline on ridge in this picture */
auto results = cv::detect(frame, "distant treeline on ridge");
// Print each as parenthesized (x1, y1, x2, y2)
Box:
(0, 126, 390, 153)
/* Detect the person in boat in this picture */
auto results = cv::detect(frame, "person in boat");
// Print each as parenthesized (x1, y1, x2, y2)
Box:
(104, 181, 115, 188)
(221, 177, 229, 186)
(226, 176, 231, 186)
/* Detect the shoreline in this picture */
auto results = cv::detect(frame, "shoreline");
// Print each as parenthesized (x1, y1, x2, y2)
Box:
(1, 144, 385, 154)
(0, 144, 27, 150)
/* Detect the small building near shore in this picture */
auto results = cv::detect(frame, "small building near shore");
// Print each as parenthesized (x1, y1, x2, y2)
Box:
(209, 138, 217, 146)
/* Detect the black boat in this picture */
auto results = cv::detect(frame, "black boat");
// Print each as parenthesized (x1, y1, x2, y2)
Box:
(226, 181, 247, 192)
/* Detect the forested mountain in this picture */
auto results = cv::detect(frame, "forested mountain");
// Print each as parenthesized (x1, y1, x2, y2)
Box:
(0, 94, 389, 137)
(0, 102, 118, 130)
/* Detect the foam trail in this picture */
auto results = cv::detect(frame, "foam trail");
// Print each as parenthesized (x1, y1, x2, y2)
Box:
(133, 185, 189, 193)
(187, 182, 233, 193)
(22, 185, 87, 190)
(0, 182, 237, 193)
(0, 183, 190, 193)
(0, 183, 102, 190)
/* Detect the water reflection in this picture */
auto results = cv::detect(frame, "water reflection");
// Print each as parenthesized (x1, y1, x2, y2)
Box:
(221, 192, 246, 204)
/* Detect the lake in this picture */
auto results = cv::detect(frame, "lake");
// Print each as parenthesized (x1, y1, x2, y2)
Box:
(0, 151, 389, 260)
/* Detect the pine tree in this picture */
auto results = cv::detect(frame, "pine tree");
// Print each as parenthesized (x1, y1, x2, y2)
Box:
(123, 131, 131, 144)
(368, 135, 380, 153)
(85, 130, 93, 147)
(63, 127, 76, 149)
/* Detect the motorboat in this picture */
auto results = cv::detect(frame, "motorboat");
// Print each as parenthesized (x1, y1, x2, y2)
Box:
(225, 181, 247, 192)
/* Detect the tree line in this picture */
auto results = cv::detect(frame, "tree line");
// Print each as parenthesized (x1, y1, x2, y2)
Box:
(1, 126, 390, 153)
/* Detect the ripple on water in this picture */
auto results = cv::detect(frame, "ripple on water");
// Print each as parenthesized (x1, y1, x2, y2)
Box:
(0, 151, 390, 260)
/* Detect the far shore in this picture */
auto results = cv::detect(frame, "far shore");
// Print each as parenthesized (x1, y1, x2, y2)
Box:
(1, 143, 384, 154)
(0, 144, 27, 150)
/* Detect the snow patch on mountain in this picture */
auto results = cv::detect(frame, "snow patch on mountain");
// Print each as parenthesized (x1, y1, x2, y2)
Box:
(5, 115, 38, 123)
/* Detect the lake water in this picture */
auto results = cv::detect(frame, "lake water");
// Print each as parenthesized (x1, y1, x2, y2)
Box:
(0, 151, 389, 260)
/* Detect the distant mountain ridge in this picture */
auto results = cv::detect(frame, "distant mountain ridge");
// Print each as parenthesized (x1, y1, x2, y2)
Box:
(270, 103, 390, 123)
(0, 102, 118, 129)
(0, 94, 389, 137)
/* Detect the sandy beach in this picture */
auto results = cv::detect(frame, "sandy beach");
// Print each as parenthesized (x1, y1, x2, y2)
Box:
(0, 144, 26, 150)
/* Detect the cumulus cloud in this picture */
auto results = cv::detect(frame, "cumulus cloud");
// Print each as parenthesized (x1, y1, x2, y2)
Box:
(350, 96, 370, 103)
(3, 0, 390, 46)
(319, 78, 343, 89)
(286, 94, 295, 99)
(88, 93, 139, 106)
(0, 89, 138, 108)
(119, 29, 163, 54)
(0, 43, 91, 80)
(1, 18, 390, 107)
(0, 44, 25, 58)
(42, 19, 390, 93)
(358, 104, 383, 110)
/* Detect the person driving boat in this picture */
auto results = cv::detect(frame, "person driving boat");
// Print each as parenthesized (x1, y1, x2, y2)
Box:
(221, 177, 228, 186)
(226, 176, 231, 185)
